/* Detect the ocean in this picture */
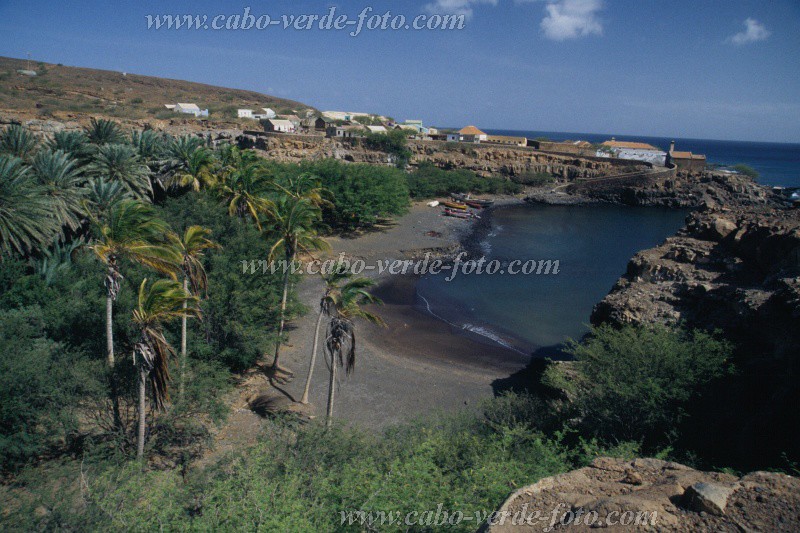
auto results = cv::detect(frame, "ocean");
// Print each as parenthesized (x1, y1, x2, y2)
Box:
(416, 204, 690, 355)
(485, 129, 800, 188)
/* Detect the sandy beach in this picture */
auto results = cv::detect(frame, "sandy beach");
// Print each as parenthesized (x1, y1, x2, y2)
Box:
(266, 200, 533, 429)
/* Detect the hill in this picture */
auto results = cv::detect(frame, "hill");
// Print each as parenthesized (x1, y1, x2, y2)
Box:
(0, 56, 316, 125)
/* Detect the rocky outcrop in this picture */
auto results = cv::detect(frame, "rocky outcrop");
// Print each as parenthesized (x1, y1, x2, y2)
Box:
(529, 170, 779, 208)
(592, 205, 800, 355)
(483, 457, 799, 532)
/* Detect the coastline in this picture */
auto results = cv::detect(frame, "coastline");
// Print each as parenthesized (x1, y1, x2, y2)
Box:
(272, 199, 535, 429)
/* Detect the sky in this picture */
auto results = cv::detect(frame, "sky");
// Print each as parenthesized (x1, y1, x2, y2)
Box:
(1, 0, 799, 143)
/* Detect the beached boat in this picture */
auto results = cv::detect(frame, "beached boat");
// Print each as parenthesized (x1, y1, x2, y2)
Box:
(450, 192, 469, 202)
(441, 200, 468, 210)
(464, 199, 494, 209)
(443, 208, 476, 219)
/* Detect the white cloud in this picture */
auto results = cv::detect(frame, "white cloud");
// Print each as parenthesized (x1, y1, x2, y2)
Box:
(728, 18, 771, 45)
(539, 0, 603, 41)
(423, 0, 498, 20)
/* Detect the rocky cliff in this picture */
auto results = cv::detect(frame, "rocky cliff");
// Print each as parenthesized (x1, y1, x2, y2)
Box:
(590, 204, 800, 466)
(483, 457, 799, 532)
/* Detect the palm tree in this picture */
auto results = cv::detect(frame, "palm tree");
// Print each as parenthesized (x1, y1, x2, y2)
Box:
(264, 196, 329, 375)
(0, 155, 59, 257)
(30, 149, 85, 231)
(216, 148, 271, 228)
(270, 172, 331, 209)
(170, 226, 220, 400)
(88, 200, 181, 369)
(165, 146, 215, 191)
(131, 279, 198, 459)
(87, 144, 153, 200)
(0, 124, 39, 160)
(82, 178, 133, 222)
(301, 266, 376, 405)
(130, 130, 167, 180)
(88, 200, 180, 429)
(324, 276, 385, 427)
(47, 130, 92, 164)
(85, 118, 126, 145)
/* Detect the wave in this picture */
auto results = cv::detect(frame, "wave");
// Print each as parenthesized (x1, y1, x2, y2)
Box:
(417, 293, 528, 356)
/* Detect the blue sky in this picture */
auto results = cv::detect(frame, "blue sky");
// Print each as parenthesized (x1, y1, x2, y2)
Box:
(1, 0, 799, 142)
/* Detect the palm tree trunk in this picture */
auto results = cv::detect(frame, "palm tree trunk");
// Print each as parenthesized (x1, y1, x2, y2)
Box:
(179, 277, 188, 401)
(106, 293, 115, 367)
(301, 308, 325, 404)
(326, 351, 337, 428)
(137, 365, 147, 459)
(271, 263, 291, 371)
(107, 289, 122, 430)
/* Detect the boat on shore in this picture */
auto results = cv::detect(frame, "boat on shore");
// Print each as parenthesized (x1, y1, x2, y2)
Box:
(443, 208, 478, 219)
(441, 200, 468, 210)
(465, 199, 494, 209)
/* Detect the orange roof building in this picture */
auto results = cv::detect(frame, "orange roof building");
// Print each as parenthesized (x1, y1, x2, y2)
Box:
(601, 138, 661, 151)
(458, 125, 487, 136)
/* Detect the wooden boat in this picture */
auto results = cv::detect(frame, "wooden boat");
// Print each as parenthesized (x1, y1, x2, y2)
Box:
(464, 199, 494, 209)
(441, 200, 468, 210)
(443, 208, 476, 219)
(450, 192, 469, 202)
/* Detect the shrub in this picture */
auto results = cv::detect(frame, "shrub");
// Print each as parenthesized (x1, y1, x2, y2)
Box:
(547, 324, 733, 449)
(362, 129, 412, 168)
(510, 171, 555, 186)
(407, 162, 521, 198)
(732, 164, 760, 179)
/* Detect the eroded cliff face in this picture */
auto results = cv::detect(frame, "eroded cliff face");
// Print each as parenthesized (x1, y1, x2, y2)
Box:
(591, 205, 800, 466)
(237, 132, 644, 178)
(591, 205, 800, 353)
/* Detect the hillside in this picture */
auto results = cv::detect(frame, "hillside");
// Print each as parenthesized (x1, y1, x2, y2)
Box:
(0, 56, 315, 125)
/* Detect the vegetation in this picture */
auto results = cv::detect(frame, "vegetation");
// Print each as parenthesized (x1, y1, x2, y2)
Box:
(543, 324, 733, 453)
(732, 163, 760, 179)
(361, 129, 413, 168)
(407, 162, 521, 198)
(0, 120, 774, 530)
(510, 171, 555, 187)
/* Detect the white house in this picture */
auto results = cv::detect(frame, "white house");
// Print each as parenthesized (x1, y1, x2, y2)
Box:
(365, 125, 387, 134)
(173, 103, 209, 117)
(596, 139, 666, 166)
(238, 109, 254, 119)
(261, 108, 277, 119)
(264, 119, 296, 133)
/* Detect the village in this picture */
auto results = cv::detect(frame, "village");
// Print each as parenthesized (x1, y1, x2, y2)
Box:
(163, 101, 707, 173)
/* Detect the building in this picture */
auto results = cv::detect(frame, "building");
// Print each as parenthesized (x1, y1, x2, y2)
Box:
(428, 133, 460, 142)
(237, 109, 254, 119)
(597, 138, 666, 166)
(281, 115, 302, 129)
(365, 125, 387, 134)
(459, 125, 488, 143)
(173, 103, 209, 117)
(323, 111, 369, 122)
(667, 141, 706, 173)
(315, 116, 334, 131)
(485, 135, 528, 147)
(326, 125, 364, 138)
(264, 119, 296, 133)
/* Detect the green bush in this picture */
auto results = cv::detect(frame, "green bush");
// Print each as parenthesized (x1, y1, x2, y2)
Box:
(0, 306, 96, 470)
(510, 171, 555, 187)
(407, 162, 521, 198)
(298, 159, 410, 230)
(362, 129, 412, 168)
(732, 164, 760, 179)
(545, 324, 733, 449)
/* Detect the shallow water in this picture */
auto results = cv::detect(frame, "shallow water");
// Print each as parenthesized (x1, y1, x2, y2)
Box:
(415, 204, 690, 354)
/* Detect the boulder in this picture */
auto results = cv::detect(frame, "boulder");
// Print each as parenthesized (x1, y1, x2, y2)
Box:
(683, 482, 735, 516)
